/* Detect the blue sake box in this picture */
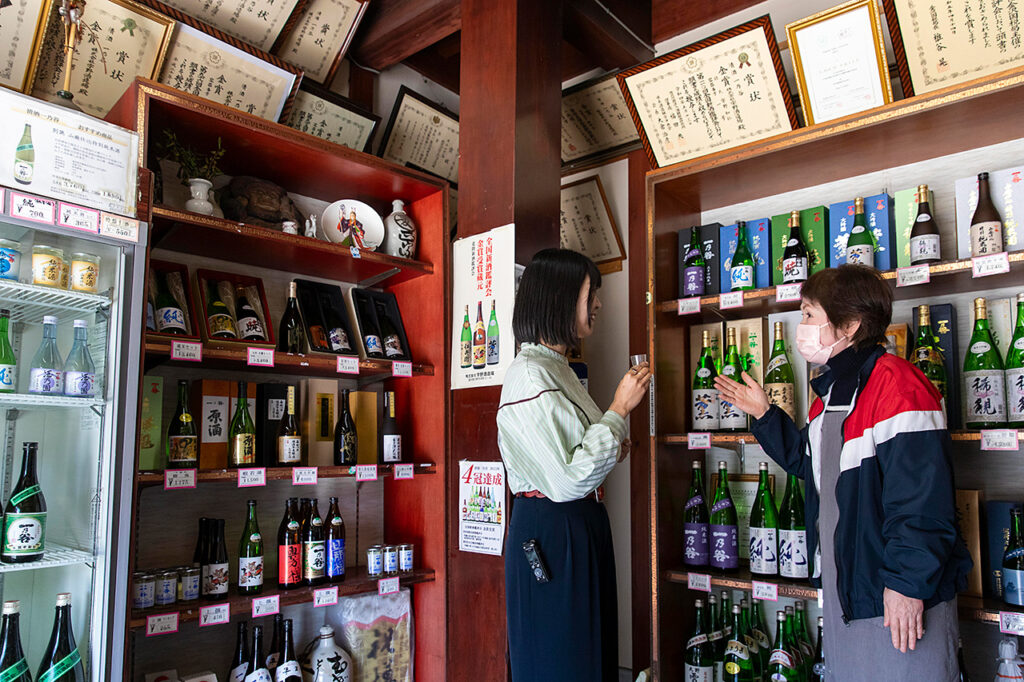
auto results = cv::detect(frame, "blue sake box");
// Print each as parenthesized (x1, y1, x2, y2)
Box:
(720, 219, 771, 291)
(828, 193, 895, 270)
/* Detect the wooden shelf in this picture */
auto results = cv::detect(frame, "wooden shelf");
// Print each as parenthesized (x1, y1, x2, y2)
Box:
(957, 595, 1023, 624)
(664, 566, 818, 600)
(128, 566, 435, 629)
(663, 430, 1022, 446)
(136, 462, 437, 488)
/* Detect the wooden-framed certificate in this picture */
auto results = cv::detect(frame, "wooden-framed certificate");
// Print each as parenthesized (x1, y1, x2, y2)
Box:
(561, 73, 640, 166)
(787, 0, 892, 125)
(30, 0, 174, 117)
(273, 0, 367, 84)
(617, 15, 798, 169)
(379, 85, 459, 185)
(560, 175, 625, 273)
(0, 0, 49, 93)
(284, 81, 379, 152)
(145, 0, 303, 52)
(884, 0, 1024, 96)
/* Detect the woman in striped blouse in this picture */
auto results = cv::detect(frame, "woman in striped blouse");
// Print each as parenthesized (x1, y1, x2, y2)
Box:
(498, 248, 651, 682)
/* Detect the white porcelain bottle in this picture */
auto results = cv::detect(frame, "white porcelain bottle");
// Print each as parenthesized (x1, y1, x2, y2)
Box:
(383, 199, 417, 259)
(309, 624, 353, 682)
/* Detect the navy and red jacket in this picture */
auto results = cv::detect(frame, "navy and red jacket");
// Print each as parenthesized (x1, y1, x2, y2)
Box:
(751, 344, 972, 621)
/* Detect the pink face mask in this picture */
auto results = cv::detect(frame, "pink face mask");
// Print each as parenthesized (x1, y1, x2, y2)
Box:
(796, 322, 845, 365)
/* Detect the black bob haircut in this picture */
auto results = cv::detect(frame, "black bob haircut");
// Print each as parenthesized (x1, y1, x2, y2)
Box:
(513, 248, 601, 351)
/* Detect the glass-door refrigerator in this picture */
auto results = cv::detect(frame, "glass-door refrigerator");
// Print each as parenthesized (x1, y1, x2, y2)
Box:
(0, 89, 146, 679)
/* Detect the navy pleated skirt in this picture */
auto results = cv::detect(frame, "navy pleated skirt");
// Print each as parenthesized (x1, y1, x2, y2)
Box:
(505, 495, 618, 682)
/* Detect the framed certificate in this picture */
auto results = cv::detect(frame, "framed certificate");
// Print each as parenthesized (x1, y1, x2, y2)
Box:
(379, 85, 459, 186)
(559, 175, 625, 273)
(273, 0, 367, 84)
(561, 73, 640, 166)
(617, 15, 798, 169)
(30, 0, 174, 117)
(283, 81, 379, 152)
(140, 0, 304, 52)
(0, 0, 49, 92)
(787, 0, 892, 126)
(884, 0, 1024, 96)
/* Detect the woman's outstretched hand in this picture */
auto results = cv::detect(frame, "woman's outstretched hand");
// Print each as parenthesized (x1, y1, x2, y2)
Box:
(714, 371, 771, 420)
(883, 587, 924, 652)
(610, 362, 651, 417)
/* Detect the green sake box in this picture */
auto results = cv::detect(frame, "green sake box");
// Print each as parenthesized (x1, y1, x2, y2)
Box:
(770, 206, 829, 285)
(139, 375, 164, 470)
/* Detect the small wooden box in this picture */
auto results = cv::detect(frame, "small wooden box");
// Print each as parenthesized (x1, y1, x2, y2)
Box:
(294, 279, 359, 357)
(194, 268, 276, 350)
(148, 259, 200, 340)
(300, 378, 339, 467)
(138, 375, 164, 470)
(956, 489, 984, 598)
(725, 317, 770, 386)
(192, 379, 230, 470)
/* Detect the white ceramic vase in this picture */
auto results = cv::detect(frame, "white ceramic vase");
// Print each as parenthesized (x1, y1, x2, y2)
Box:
(383, 199, 417, 259)
(309, 624, 353, 682)
(185, 178, 214, 215)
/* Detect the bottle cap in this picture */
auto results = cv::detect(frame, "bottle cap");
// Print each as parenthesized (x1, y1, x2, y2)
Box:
(319, 624, 335, 638)
(917, 184, 928, 194)
(692, 460, 701, 469)
(796, 600, 805, 611)
(978, 171, 989, 180)
(759, 461, 768, 470)
(3, 601, 19, 615)
(0, 309, 9, 317)
(56, 593, 71, 607)
(732, 604, 741, 613)
(777, 610, 786, 621)
(818, 616, 823, 626)
(718, 461, 727, 469)
(785, 605, 794, 614)
(695, 599, 703, 608)
(709, 594, 717, 603)
(73, 319, 87, 328)
(727, 327, 736, 342)
(790, 210, 800, 219)
(43, 315, 57, 325)
(854, 197, 865, 210)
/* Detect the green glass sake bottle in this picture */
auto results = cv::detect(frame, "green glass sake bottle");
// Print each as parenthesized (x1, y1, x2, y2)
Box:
(730, 222, 755, 291)
(723, 604, 754, 682)
(812, 616, 825, 681)
(767, 610, 799, 682)
(784, 607, 805, 677)
(237, 499, 264, 596)
(719, 327, 747, 432)
(749, 598, 771, 678)
(229, 381, 256, 467)
(1006, 293, 1024, 428)
(739, 599, 762, 682)
(846, 197, 876, 267)
(693, 330, 721, 431)
(684, 460, 710, 567)
(964, 297, 1007, 428)
(912, 306, 947, 405)
(710, 461, 739, 572)
(707, 594, 726, 682)
(778, 474, 808, 580)
(749, 461, 779, 576)
(719, 590, 733, 641)
(0, 310, 16, 393)
(795, 601, 815, 677)
(764, 321, 797, 423)
(686, 599, 716, 682)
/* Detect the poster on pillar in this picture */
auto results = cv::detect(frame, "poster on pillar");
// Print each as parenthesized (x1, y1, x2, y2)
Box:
(451, 223, 515, 389)
(459, 460, 506, 556)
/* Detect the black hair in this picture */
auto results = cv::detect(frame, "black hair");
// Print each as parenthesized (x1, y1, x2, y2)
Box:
(512, 248, 601, 351)
(801, 265, 893, 349)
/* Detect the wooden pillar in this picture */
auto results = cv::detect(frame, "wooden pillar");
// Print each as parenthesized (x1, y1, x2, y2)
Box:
(447, 0, 563, 679)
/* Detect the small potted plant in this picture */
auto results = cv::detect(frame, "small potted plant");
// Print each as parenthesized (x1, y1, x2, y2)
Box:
(157, 130, 226, 216)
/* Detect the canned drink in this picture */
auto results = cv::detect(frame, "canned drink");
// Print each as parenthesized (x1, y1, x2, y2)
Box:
(0, 239, 21, 281)
(132, 572, 155, 609)
(383, 545, 398, 575)
(399, 544, 414, 573)
(181, 567, 201, 601)
(155, 570, 177, 605)
(367, 545, 384, 577)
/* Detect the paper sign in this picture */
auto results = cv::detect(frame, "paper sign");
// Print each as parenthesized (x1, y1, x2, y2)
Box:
(252, 595, 280, 618)
(238, 468, 266, 487)
(350, 246, 360, 259)
(57, 202, 100, 233)
(199, 603, 230, 627)
(337, 356, 359, 374)
(314, 587, 339, 607)
(292, 467, 318, 485)
(687, 573, 711, 592)
(378, 577, 400, 595)
(164, 469, 196, 490)
(99, 212, 140, 242)
(356, 464, 378, 481)
(146, 613, 179, 636)
(688, 433, 712, 450)
(9, 192, 55, 224)
(752, 581, 778, 601)
(392, 361, 413, 377)
(170, 341, 202, 362)
(719, 291, 744, 310)
(394, 464, 414, 480)
(896, 265, 931, 287)
(1000, 611, 1024, 635)
(981, 429, 1020, 451)
(458, 460, 507, 556)
(972, 252, 1011, 278)
(775, 283, 802, 302)
(677, 297, 701, 315)
(247, 347, 275, 367)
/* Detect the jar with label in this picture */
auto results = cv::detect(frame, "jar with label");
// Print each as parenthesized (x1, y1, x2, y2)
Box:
(0, 239, 21, 281)
(155, 570, 178, 605)
(59, 254, 70, 289)
(383, 545, 399, 575)
(31, 245, 64, 288)
(70, 253, 100, 293)
(398, 543, 414, 572)
(132, 573, 155, 609)
(367, 545, 384, 577)
(180, 567, 201, 601)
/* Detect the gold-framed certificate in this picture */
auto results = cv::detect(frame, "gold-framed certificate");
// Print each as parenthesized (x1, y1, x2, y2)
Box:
(0, 0, 49, 93)
(561, 73, 639, 166)
(379, 85, 459, 185)
(273, 0, 367, 84)
(559, 175, 625, 273)
(284, 82, 379, 152)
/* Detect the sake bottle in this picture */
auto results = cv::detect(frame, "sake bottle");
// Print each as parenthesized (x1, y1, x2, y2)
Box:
(739, 599, 762, 681)
(1003, 508, 1024, 606)
(719, 328, 747, 432)
(784, 607, 805, 677)
(166, 379, 198, 468)
(710, 461, 739, 572)
(206, 282, 237, 339)
(244, 624, 271, 682)
(35, 593, 84, 682)
(683, 459, 710, 567)
(276, 619, 301, 681)
(723, 604, 753, 682)
(459, 306, 472, 369)
(707, 594, 726, 682)
(486, 300, 500, 365)
(472, 301, 486, 370)
(0, 310, 16, 393)
(29, 315, 63, 395)
(237, 499, 264, 596)
(682, 227, 707, 297)
(778, 474, 808, 579)
(748, 462, 779, 576)
(0, 600, 30, 682)
(964, 297, 1007, 428)
(309, 625, 353, 682)
(235, 286, 266, 342)
(795, 601, 815, 676)
(749, 599, 771, 678)
(767, 610, 798, 682)
(2, 443, 46, 563)
(970, 172, 1003, 256)
(229, 381, 257, 467)
(228, 621, 248, 682)
(781, 211, 808, 283)
(845, 197, 875, 267)
(909, 184, 941, 264)
(693, 330, 721, 431)
(764, 322, 797, 422)
(912, 306, 947, 404)
(811, 616, 825, 681)
(729, 222, 755, 292)
(1005, 293, 1024, 428)
(154, 273, 187, 335)
(686, 599, 715, 682)
(63, 320, 96, 398)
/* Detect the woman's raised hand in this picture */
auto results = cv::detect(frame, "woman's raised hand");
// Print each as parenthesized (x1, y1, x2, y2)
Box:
(610, 362, 651, 417)
(714, 371, 771, 420)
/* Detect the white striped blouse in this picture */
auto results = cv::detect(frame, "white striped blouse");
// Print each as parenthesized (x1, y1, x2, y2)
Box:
(497, 343, 626, 502)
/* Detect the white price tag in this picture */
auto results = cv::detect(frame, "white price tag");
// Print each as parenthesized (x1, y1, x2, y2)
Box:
(688, 433, 712, 450)
(238, 468, 266, 487)
(817, 589, 823, 608)
(337, 356, 360, 374)
(896, 265, 931, 287)
(981, 429, 1020, 451)
(199, 603, 230, 627)
(719, 291, 744, 310)
(972, 252, 1010, 278)
(164, 469, 196, 490)
(170, 341, 202, 362)
(378, 577, 400, 595)
(314, 586, 339, 607)
(57, 202, 100, 233)
(247, 347, 275, 367)
(292, 467, 318, 485)
(99, 212, 140, 242)
(146, 613, 178, 636)
(775, 283, 802, 302)
(9, 192, 55, 224)
(350, 246, 361, 259)
(752, 581, 778, 601)
(252, 595, 280, 618)
(687, 573, 711, 592)
(677, 297, 701, 315)
(394, 464, 415, 480)
(356, 464, 379, 481)
(1001, 611, 1024, 635)
(392, 361, 413, 377)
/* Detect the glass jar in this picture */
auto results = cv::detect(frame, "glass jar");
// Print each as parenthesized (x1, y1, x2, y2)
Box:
(155, 570, 177, 605)
(70, 252, 100, 293)
(0, 239, 21, 281)
(31, 245, 64, 288)
(180, 567, 200, 601)
(132, 572, 155, 609)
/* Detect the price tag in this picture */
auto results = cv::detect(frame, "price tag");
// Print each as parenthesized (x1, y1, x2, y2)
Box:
(775, 283, 802, 302)
(238, 468, 266, 487)
(392, 361, 413, 377)
(9, 192, 55, 224)
(292, 467, 318, 485)
(981, 429, 1020, 451)
(896, 264, 931, 287)
(145, 613, 179, 636)
(350, 246, 361, 259)
(817, 589, 823, 608)
(378, 577, 400, 595)
(247, 347, 275, 367)
(972, 252, 1011, 278)
(719, 291, 744, 310)
(170, 341, 202, 362)
(314, 586, 339, 607)
(57, 202, 100, 233)
(677, 297, 701, 315)
(752, 581, 778, 601)
(99, 212, 140, 242)
(199, 603, 230, 627)
(356, 464, 378, 481)
(164, 469, 196, 490)
(687, 433, 712, 450)
(394, 464, 415, 480)
(1001, 611, 1024, 635)
(337, 356, 360, 374)
(252, 595, 280, 618)
(687, 573, 711, 592)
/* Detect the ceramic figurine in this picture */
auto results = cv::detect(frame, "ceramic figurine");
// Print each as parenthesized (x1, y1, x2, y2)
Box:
(383, 199, 417, 259)
(305, 214, 318, 239)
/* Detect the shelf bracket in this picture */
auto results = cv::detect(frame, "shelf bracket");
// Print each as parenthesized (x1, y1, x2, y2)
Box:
(358, 268, 401, 289)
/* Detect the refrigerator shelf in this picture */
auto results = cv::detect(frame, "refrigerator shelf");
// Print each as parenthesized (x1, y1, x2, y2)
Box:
(0, 542, 92, 573)
(0, 393, 105, 409)
(0, 280, 111, 325)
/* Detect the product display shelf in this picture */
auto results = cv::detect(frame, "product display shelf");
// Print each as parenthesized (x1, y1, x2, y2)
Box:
(0, 279, 111, 324)
(661, 431, 1024, 446)
(0, 393, 106, 409)
(957, 595, 1023, 625)
(135, 462, 438, 488)
(127, 566, 436, 630)
(663, 566, 818, 600)
(0, 542, 93, 573)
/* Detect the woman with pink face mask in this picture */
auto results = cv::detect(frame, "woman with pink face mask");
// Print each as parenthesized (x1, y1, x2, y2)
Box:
(715, 265, 971, 682)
